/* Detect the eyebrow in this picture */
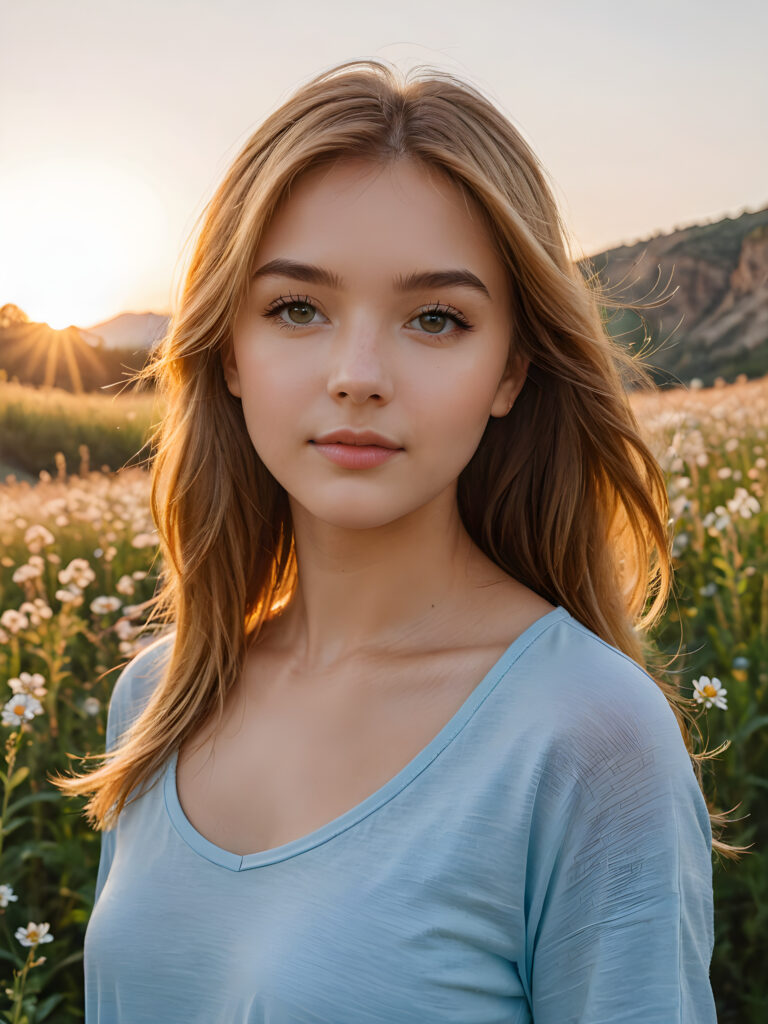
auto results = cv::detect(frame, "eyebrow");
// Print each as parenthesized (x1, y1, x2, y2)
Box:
(251, 258, 491, 300)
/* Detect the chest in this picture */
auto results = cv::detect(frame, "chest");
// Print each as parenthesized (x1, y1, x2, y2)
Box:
(174, 644, 509, 857)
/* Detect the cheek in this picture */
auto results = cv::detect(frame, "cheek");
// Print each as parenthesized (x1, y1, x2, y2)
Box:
(401, 357, 500, 442)
(234, 350, 306, 452)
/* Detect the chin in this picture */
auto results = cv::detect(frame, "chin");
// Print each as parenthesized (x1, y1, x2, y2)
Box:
(289, 497, 414, 532)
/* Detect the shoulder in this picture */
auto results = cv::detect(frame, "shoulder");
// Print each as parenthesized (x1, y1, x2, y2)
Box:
(523, 612, 689, 779)
(105, 630, 176, 750)
(521, 613, 711, 847)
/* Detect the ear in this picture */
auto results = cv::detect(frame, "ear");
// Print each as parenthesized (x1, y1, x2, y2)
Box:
(220, 341, 242, 398)
(490, 353, 530, 418)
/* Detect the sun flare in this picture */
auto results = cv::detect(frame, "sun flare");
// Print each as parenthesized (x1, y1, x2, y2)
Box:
(0, 155, 171, 329)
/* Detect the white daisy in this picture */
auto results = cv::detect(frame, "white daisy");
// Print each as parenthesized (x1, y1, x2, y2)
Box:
(90, 595, 122, 615)
(15, 922, 54, 947)
(58, 558, 96, 589)
(2, 693, 44, 726)
(0, 883, 19, 907)
(0, 609, 29, 634)
(23, 524, 55, 553)
(692, 676, 728, 711)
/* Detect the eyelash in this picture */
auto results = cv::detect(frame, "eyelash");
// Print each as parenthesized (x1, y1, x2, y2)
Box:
(260, 294, 474, 339)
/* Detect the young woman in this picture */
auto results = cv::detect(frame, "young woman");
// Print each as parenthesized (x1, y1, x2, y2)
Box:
(54, 58, 738, 1022)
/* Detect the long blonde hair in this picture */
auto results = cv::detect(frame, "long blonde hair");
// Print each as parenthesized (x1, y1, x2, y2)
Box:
(51, 57, 746, 860)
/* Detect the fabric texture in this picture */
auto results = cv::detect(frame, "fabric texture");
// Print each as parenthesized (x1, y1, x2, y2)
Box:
(84, 605, 717, 1022)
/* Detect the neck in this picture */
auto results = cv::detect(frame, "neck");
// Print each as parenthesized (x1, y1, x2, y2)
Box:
(266, 486, 509, 672)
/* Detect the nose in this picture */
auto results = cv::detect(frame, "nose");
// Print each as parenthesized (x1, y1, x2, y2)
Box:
(325, 326, 394, 405)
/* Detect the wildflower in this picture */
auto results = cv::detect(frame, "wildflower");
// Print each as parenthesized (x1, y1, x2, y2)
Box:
(726, 487, 760, 519)
(23, 524, 55, 553)
(55, 587, 84, 606)
(2, 693, 44, 726)
(116, 575, 135, 596)
(732, 657, 750, 670)
(93, 548, 104, 559)
(702, 509, 731, 533)
(689, 378, 703, 390)
(131, 570, 148, 581)
(9, 673, 47, 699)
(692, 676, 728, 711)
(15, 922, 54, 947)
(19, 600, 53, 626)
(58, 558, 96, 589)
(698, 582, 717, 597)
(717, 467, 732, 479)
(756, 457, 767, 470)
(0, 884, 19, 907)
(90, 595, 122, 615)
(0, 610, 29, 634)
(131, 532, 159, 549)
(83, 697, 101, 716)
(12, 563, 44, 584)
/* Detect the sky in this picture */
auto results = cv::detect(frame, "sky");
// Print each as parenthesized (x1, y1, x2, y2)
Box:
(0, 0, 765, 329)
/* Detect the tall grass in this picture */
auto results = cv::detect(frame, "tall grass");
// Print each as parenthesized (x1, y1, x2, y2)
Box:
(0, 381, 164, 479)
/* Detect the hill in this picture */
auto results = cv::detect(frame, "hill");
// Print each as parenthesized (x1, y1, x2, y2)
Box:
(0, 306, 163, 393)
(582, 206, 768, 386)
(83, 311, 169, 350)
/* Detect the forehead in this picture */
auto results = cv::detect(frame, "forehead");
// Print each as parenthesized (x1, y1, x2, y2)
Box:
(253, 157, 509, 302)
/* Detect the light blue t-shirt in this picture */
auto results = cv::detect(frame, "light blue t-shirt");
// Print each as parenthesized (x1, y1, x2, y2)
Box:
(84, 605, 717, 1022)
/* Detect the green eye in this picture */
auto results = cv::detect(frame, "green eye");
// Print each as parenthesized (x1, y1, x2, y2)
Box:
(262, 296, 326, 331)
(407, 303, 473, 337)
(418, 312, 450, 334)
(285, 303, 315, 325)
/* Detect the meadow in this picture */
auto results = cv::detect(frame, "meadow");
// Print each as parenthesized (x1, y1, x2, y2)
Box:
(0, 375, 766, 1022)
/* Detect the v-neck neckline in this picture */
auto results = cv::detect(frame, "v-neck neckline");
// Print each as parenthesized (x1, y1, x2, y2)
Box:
(163, 605, 570, 871)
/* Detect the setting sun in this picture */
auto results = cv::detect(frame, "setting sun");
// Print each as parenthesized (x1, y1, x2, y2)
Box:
(0, 155, 173, 329)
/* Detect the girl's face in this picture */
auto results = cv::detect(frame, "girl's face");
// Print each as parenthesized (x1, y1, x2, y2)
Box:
(223, 156, 528, 531)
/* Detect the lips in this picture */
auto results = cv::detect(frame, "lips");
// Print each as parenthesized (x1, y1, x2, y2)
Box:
(312, 429, 402, 449)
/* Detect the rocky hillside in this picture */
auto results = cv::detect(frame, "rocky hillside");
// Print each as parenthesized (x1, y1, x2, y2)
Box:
(582, 206, 768, 386)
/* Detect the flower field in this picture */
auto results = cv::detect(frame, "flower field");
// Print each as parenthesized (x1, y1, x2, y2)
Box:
(0, 374, 766, 1022)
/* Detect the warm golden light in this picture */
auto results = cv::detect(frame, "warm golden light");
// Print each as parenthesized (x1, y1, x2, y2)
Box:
(0, 155, 170, 329)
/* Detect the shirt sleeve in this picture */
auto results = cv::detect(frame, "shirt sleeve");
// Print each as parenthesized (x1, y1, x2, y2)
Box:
(93, 671, 122, 907)
(523, 669, 717, 1023)
(92, 634, 174, 906)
